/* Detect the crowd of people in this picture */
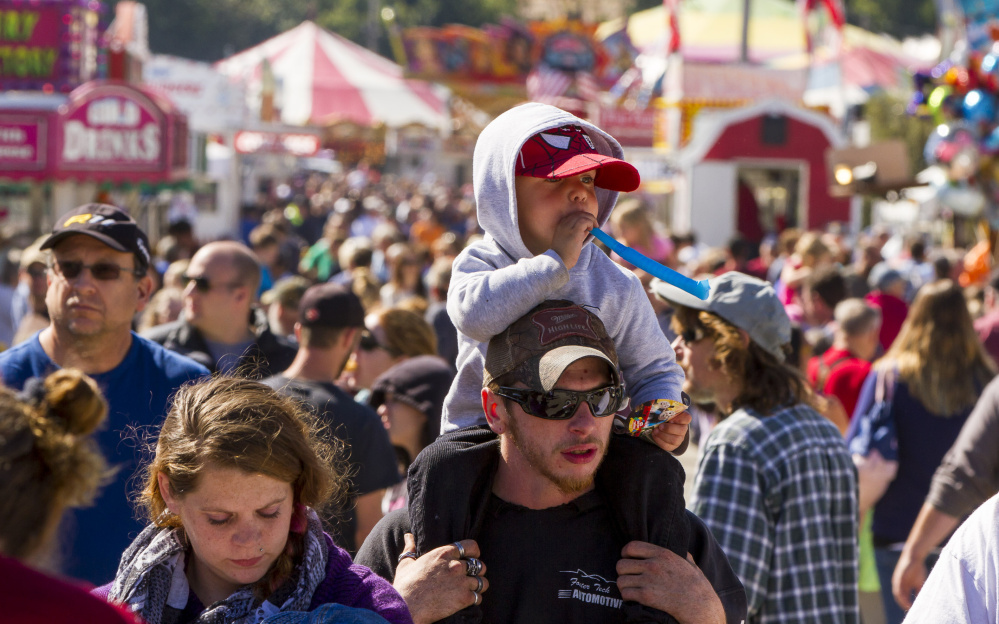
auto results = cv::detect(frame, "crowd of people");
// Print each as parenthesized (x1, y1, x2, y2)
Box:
(1, 101, 999, 624)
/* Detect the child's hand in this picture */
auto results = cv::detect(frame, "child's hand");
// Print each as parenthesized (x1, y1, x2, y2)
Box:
(646, 411, 692, 453)
(551, 211, 598, 269)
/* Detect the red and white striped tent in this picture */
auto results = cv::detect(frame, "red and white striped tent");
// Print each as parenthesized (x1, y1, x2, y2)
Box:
(215, 21, 450, 129)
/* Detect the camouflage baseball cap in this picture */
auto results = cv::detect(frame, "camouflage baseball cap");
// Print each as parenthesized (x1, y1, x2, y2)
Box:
(484, 300, 622, 392)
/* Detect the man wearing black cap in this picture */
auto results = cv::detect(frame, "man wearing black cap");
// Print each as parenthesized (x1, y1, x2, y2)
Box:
(356, 300, 745, 624)
(262, 283, 400, 553)
(0, 203, 210, 584)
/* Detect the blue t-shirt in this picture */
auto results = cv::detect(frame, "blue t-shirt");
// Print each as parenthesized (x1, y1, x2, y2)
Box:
(0, 331, 209, 584)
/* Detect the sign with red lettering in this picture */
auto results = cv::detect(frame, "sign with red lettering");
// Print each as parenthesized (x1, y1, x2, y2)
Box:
(0, 115, 45, 170)
(595, 106, 657, 148)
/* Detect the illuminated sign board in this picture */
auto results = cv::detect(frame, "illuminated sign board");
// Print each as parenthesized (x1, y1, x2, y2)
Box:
(0, 114, 46, 169)
(234, 131, 321, 157)
(0, 1, 102, 91)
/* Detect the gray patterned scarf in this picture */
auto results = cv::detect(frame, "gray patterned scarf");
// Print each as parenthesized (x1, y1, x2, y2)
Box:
(108, 510, 329, 624)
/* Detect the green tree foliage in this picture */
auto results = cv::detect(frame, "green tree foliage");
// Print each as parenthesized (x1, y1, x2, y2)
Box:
(864, 91, 934, 172)
(127, 0, 516, 62)
(132, 0, 312, 61)
(844, 0, 937, 39)
(632, 0, 937, 39)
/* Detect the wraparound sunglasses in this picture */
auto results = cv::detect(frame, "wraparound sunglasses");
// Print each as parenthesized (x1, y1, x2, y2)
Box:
(493, 385, 626, 420)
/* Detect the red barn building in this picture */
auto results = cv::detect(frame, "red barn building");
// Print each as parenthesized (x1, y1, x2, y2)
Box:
(673, 100, 852, 247)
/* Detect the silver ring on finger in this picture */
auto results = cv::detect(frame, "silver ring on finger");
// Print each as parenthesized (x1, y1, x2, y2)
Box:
(474, 575, 483, 593)
(465, 557, 483, 577)
(472, 590, 481, 606)
(452, 541, 466, 559)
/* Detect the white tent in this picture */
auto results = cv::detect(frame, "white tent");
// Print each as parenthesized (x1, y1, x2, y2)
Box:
(215, 21, 450, 130)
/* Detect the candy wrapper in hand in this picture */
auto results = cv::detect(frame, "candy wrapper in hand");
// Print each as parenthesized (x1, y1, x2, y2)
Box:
(614, 397, 690, 438)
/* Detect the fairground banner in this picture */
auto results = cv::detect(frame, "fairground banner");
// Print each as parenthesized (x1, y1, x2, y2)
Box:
(0, 0, 103, 91)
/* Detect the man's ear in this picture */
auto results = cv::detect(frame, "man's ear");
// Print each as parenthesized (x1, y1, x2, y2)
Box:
(482, 388, 506, 434)
(134, 273, 154, 313)
(293, 322, 303, 343)
(736, 328, 751, 350)
(339, 326, 360, 350)
(234, 284, 251, 306)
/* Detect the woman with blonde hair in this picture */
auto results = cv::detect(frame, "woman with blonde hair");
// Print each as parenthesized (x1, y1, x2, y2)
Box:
(379, 242, 426, 310)
(95, 376, 411, 624)
(138, 287, 185, 333)
(341, 307, 437, 400)
(1, 369, 139, 623)
(608, 198, 676, 279)
(847, 279, 996, 624)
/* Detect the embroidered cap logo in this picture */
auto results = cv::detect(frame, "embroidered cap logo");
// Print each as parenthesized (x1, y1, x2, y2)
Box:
(532, 306, 599, 346)
(63, 213, 94, 226)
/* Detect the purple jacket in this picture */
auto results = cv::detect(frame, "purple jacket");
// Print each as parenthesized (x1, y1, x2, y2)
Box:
(92, 534, 412, 624)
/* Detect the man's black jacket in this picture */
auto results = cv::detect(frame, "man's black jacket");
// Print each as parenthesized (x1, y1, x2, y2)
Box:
(142, 307, 296, 379)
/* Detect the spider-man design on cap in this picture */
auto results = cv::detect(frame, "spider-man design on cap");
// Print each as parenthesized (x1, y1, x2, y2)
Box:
(515, 124, 641, 192)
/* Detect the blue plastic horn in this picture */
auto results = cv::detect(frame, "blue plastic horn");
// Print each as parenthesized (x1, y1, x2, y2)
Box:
(590, 227, 710, 301)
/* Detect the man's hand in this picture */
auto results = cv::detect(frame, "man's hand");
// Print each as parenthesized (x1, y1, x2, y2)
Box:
(617, 541, 725, 624)
(892, 548, 927, 610)
(646, 411, 692, 453)
(393, 533, 489, 624)
(550, 212, 597, 270)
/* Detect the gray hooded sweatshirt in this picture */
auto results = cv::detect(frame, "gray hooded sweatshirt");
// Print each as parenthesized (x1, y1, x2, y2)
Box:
(441, 102, 684, 430)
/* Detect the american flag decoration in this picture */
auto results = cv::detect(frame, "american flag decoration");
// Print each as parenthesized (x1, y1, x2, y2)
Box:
(576, 71, 600, 103)
(664, 0, 681, 55)
(526, 65, 573, 102)
(799, 0, 846, 53)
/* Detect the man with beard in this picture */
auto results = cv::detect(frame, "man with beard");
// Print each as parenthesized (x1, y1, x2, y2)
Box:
(261, 283, 400, 553)
(356, 300, 746, 624)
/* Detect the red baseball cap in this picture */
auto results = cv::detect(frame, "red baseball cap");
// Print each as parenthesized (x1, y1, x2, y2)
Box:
(515, 125, 640, 192)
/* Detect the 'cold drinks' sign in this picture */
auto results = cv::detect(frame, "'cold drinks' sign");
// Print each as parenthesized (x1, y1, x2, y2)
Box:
(57, 85, 165, 173)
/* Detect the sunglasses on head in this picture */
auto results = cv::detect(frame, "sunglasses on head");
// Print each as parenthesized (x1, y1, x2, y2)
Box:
(359, 331, 400, 356)
(182, 274, 240, 293)
(493, 385, 627, 420)
(53, 260, 144, 281)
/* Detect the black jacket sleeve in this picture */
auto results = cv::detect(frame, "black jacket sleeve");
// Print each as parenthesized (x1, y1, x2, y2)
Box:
(355, 508, 411, 583)
(686, 510, 749, 624)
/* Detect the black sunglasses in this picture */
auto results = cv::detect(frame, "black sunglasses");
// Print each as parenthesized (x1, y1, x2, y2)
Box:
(493, 385, 627, 420)
(53, 260, 144, 281)
(679, 326, 706, 345)
(182, 274, 240, 293)
(359, 331, 401, 356)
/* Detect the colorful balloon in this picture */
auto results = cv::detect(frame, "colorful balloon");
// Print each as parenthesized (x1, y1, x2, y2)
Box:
(982, 52, 999, 75)
(931, 59, 954, 80)
(924, 123, 978, 165)
(984, 126, 999, 153)
(927, 85, 953, 123)
(963, 89, 996, 123)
